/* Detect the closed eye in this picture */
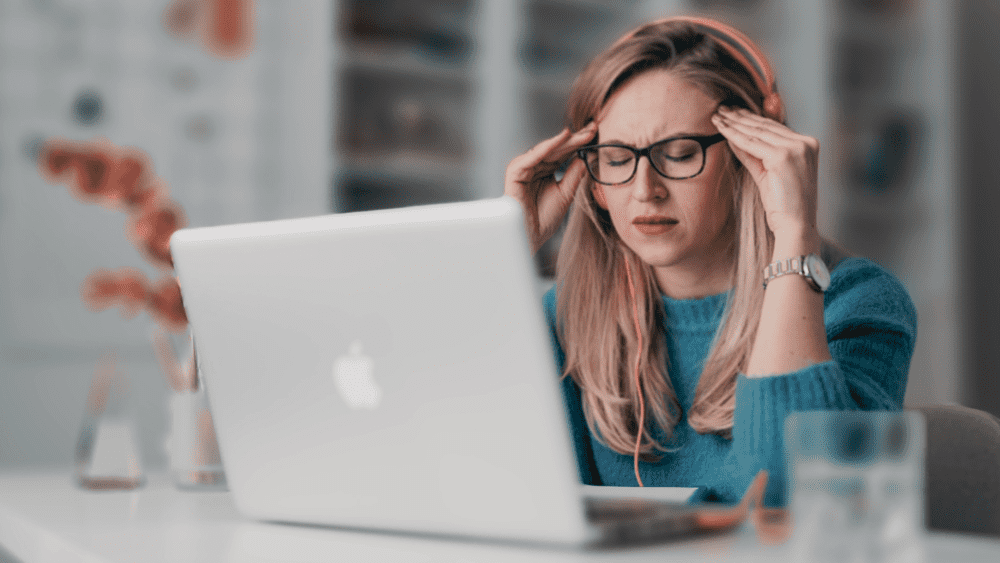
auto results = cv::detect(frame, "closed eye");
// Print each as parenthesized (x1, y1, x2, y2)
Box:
(663, 151, 697, 163)
(605, 157, 634, 167)
(600, 150, 635, 168)
(654, 139, 701, 164)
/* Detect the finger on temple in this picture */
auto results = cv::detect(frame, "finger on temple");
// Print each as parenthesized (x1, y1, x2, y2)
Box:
(725, 107, 780, 125)
(546, 125, 599, 162)
(719, 111, 803, 144)
(514, 124, 596, 180)
(558, 158, 589, 198)
(730, 109, 815, 149)
(717, 117, 794, 148)
(526, 128, 573, 157)
(716, 124, 782, 160)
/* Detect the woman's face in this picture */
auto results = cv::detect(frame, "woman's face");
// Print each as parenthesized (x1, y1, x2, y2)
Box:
(592, 68, 734, 297)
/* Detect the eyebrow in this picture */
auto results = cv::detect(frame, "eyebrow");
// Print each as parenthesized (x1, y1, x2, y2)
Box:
(598, 132, 716, 145)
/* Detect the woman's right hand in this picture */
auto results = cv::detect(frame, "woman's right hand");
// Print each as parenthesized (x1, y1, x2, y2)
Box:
(504, 122, 597, 253)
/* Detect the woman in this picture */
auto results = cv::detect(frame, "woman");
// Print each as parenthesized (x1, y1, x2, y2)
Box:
(504, 17, 916, 507)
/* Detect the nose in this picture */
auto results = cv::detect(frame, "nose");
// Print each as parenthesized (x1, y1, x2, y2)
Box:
(630, 157, 667, 202)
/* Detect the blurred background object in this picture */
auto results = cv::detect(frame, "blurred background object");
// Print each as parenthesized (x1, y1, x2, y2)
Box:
(330, 0, 638, 244)
(1, 0, 998, 475)
(785, 410, 926, 559)
(0, 0, 330, 471)
(74, 351, 145, 490)
(163, 0, 256, 59)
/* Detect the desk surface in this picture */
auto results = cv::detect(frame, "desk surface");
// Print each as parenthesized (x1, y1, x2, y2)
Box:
(0, 471, 998, 563)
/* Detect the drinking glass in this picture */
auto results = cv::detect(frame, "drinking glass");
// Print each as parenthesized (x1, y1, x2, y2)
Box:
(784, 411, 926, 563)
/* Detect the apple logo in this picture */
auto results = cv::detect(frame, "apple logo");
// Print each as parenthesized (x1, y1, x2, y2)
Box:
(332, 340, 381, 409)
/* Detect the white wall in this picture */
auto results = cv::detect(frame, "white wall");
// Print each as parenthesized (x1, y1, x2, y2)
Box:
(0, 0, 332, 470)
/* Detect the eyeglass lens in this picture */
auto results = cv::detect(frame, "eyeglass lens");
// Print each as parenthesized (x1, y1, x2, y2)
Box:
(582, 138, 706, 184)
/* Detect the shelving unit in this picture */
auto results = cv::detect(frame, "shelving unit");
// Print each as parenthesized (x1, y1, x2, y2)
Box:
(828, 1, 932, 275)
(826, 0, 960, 408)
(330, 0, 639, 274)
(331, 2, 638, 198)
(332, 0, 475, 212)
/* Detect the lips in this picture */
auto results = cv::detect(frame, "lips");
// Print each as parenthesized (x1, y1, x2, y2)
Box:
(632, 215, 678, 235)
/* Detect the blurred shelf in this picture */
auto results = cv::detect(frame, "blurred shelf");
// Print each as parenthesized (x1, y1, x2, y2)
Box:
(337, 48, 470, 85)
(520, 0, 634, 78)
(331, 0, 638, 218)
(835, 0, 921, 26)
(335, 172, 469, 213)
(338, 0, 474, 66)
(526, 74, 576, 98)
(339, 152, 469, 185)
(532, 0, 622, 10)
(336, 67, 471, 161)
(526, 86, 571, 140)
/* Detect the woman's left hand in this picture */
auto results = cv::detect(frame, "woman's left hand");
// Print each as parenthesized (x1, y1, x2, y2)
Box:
(711, 106, 820, 239)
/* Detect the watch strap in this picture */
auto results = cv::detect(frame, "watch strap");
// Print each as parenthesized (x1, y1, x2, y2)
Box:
(763, 255, 808, 289)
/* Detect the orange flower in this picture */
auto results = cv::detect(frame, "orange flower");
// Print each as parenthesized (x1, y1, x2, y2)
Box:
(70, 146, 115, 200)
(106, 151, 158, 212)
(163, 0, 255, 59)
(148, 278, 189, 332)
(129, 200, 186, 269)
(40, 143, 76, 180)
(44, 137, 191, 331)
(81, 268, 150, 320)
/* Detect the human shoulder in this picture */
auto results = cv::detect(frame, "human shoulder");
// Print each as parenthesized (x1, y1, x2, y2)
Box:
(823, 248, 917, 333)
(827, 255, 911, 303)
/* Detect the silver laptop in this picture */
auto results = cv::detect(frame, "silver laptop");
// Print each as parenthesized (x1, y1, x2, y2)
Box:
(170, 196, 699, 547)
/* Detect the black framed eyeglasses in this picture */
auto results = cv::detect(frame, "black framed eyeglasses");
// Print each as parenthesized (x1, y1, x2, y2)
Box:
(576, 133, 726, 185)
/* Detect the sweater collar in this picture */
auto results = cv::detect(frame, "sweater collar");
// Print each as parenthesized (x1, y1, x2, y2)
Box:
(660, 290, 728, 331)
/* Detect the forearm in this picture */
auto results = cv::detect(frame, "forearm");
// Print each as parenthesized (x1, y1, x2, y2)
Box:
(729, 253, 917, 504)
(746, 226, 832, 377)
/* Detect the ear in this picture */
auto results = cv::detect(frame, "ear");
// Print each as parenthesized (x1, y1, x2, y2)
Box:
(592, 184, 608, 210)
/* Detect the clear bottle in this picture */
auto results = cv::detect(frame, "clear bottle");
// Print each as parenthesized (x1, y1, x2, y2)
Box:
(75, 353, 145, 490)
(165, 339, 227, 490)
(167, 380, 227, 490)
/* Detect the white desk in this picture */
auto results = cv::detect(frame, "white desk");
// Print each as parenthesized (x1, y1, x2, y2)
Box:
(0, 471, 998, 563)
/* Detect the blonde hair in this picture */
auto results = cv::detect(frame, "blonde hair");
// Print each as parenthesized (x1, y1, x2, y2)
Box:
(556, 19, 776, 458)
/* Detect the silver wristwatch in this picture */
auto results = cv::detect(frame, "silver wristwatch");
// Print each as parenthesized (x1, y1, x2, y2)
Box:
(762, 253, 830, 292)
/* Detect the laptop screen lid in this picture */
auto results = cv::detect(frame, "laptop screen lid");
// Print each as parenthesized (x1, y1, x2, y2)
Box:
(170, 197, 597, 545)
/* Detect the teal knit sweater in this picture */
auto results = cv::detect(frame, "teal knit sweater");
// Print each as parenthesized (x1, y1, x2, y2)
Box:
(543, 257, 917, 507)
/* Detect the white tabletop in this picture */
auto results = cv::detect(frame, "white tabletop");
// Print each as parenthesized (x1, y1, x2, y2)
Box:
(0, 471, 998, 563)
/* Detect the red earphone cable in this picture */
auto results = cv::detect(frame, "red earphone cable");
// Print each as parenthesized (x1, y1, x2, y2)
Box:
(623, 257, 645, 487)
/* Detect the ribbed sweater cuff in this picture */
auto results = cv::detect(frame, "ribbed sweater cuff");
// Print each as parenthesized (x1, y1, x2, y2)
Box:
(733, 361, 852, 506)
(737, 361, 852, 415)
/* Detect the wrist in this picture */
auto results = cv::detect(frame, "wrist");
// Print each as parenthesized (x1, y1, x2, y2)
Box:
(770, 225, 820, 260)
(767, 211, 815, 238)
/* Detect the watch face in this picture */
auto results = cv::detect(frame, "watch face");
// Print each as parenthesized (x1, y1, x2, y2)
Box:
(806, 254, 831, 291)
